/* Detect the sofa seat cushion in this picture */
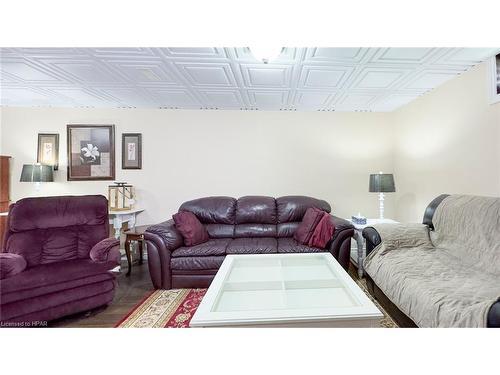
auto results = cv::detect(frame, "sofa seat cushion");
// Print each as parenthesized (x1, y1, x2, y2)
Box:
(227, 237, 277, 254)
(171, 238, 230, 258)
(171, 256, 225, 271)
(277, 237, 325, 253)
(0, 259, 114, 304)
(364, 247, 500, 327)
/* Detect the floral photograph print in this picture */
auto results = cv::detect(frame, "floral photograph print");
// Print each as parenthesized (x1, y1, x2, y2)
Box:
(37, 133, 59, 170)
(122, 133, 142, 169)
(67, 124, 115, 180)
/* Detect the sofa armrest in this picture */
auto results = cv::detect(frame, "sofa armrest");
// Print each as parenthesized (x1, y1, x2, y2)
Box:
(145, 219, 183, 251)
(363, 223, 432, 257)
(0, 253, 27, 279)
(144, 220, 183, 289)
(488, 299, 500, 328)
(327, 215, 355, 270)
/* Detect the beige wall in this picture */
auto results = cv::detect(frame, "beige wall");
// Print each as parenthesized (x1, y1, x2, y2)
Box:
(0, 108, 395, 225)
(392, 62, 500, 222)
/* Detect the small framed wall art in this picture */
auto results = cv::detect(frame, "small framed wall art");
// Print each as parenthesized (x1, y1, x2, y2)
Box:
(67, 124, 115, 181)
(37, 133, 59, 170)
(489, 53, 500, 105)
(122, 133, 142, 169)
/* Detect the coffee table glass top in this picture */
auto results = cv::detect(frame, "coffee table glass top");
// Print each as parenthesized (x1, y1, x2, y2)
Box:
(190, 253, 382, 327)
(214, 256, 360, 312)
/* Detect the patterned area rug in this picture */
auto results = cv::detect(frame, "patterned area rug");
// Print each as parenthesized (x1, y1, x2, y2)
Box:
(116, 282, 398, 328)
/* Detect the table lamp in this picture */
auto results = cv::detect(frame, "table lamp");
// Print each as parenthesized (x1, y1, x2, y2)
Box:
(369, 172, 395, 219)
(20, 163, 54, 191)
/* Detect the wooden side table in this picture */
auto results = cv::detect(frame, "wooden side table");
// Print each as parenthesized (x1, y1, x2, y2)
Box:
(124, 225, 149, 276)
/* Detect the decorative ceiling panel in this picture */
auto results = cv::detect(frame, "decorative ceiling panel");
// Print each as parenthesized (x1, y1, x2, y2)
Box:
(1, 47, 498, 111)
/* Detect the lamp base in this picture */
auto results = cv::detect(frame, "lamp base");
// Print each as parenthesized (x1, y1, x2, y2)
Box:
(378, 192, 385, 220)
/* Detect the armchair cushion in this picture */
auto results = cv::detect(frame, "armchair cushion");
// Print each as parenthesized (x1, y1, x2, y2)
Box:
(173, 211, 209, 246)
(89, 237, 121, 265)
(293, 207, 324, 245)
(0, 253, 27, 279)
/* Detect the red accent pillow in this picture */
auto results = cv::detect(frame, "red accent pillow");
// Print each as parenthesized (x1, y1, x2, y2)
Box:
(173, 211, 209, 246)
(308, 212, 335, 248)
(293, 207, 324, 245)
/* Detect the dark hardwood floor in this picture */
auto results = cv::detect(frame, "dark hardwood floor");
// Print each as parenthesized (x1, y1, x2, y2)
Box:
(51, 260, 154, 328)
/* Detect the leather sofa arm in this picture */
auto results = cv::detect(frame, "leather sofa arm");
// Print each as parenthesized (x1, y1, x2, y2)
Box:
(362, 227, 382, 257)
(327, 215, 355, 270)
(144, 219, 183, 289)
(145, 219, 183, 251)
(89, 238, 121, 268)
(488, 299, 500, 328)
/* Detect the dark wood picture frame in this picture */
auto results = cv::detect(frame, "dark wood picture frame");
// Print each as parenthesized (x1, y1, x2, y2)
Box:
(122, 133, 142, 170)
(67, 124, 115, 181)
(37, 133, 59, 170)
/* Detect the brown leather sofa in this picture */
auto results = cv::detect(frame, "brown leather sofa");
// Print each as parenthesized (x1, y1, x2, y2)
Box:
(145, 196, 354, 289)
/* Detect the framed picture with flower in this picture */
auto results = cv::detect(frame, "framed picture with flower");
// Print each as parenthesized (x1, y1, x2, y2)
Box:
(122, 133, 142, 169)
(37, 133, 59, 170)
(67, 124, 115, 181)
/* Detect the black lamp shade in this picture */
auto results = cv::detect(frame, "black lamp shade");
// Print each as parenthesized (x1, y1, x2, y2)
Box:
(369, 173, 395, 193)
(20, 164, 54, 182)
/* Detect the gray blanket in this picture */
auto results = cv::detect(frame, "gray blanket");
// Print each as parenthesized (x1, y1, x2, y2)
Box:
(364, 195, 500, 327)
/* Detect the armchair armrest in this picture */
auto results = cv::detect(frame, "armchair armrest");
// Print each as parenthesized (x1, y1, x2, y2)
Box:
(0, 253, 27, 279)
(144, 219, 183, 289)
(363, 223, 432, 257)
(89, 238, 121, 267)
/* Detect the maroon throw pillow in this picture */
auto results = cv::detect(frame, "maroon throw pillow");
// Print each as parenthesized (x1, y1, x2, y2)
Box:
(294, 207, 324, 245)
(0, 253, 27, 279)
(308, 212, 335, 248)
(173, 211, 209, 246)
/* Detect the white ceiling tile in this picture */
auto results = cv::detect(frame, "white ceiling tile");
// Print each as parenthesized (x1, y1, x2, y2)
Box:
(48, 60, 124, 83)
(295, 91, 332, 107)
(334, 93, 377, 109)
(300, 66, 352, 88)
(352, 69, 407, 89)
(1, 47, 498, 111)
(304, 48, 369, 63)
(370, 48, 438, 64)
(248, 90, 289, 109)
(199, 90, 244, 108)
(1, 61, 61, 82)
(241, 65, 292, 87)
(176, 63, 236, 87)
(149, 89, 199, 107)
(405, 71, 459, 90)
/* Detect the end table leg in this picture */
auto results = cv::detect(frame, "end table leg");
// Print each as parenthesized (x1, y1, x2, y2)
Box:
(138, 239, 144, 265)
(125, 239, 132, 276)
(355, 231, 364, 278)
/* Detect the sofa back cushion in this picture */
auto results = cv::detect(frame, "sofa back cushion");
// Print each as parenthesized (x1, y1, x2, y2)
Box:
(276, 196, 331, 238)
(234, 196, 277, 238)
(179, 196, 236, 224)
(4, 195, 109, 268)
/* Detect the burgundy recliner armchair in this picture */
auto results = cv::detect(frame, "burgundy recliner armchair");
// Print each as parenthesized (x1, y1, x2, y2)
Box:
(145, 196, 354, 289)
(0, 195, 120, 325)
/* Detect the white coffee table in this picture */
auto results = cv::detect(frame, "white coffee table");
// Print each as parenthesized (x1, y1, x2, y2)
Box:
(190, 253, 383, 327)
